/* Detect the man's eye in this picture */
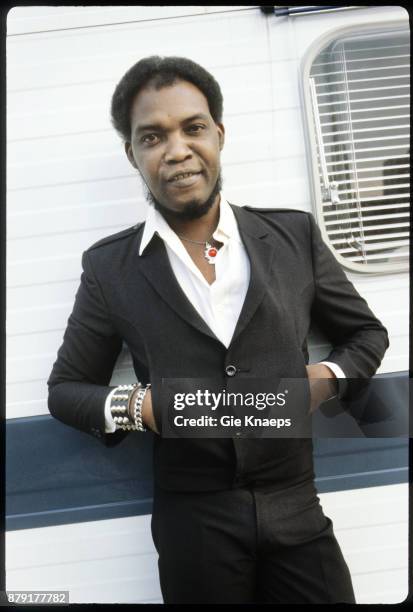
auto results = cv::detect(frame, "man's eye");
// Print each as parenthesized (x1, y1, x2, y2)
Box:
(187, 124, 205, 133)
(141, 134, 159, 145)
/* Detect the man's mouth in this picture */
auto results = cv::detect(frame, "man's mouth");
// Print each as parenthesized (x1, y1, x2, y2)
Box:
(168, 171, 200, 181)
(167, 171, 202, 187)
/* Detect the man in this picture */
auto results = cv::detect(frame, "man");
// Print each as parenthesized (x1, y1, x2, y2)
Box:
(47, 56, 389, 604)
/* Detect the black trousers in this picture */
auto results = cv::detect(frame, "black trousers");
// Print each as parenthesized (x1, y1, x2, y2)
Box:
(151, 479, 356, 604)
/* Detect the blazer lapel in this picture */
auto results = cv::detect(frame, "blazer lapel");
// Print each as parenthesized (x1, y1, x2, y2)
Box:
(229, 204, 277, 346)
(136, 204, 278, 348)
(137, 233, 222, 344)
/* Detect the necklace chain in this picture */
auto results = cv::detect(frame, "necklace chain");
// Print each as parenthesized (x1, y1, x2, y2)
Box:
(178, 233, 214, 246)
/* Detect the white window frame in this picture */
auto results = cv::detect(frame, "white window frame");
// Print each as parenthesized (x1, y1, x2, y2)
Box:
(300, 21, 410, 274)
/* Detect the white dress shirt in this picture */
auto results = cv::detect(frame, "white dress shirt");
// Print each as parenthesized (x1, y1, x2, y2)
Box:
(104, 195, 345, 432)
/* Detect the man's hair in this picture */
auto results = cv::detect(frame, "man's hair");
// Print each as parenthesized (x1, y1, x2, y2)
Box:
(110, 55, 224, 142)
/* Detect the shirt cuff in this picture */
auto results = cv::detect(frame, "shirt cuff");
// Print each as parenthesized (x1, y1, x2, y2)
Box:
(104, 388, 118, 433)
(320, 361, 347, 399)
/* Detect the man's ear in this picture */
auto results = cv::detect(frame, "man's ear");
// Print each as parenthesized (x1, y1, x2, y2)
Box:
(124, 141, 138, 169)
(217, 123, 225, 151)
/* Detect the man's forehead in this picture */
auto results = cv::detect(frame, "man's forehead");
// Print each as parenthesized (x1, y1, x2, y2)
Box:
(130, 80, 211, 123)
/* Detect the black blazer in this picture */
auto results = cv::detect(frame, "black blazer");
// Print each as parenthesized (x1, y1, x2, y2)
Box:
(47, 204, 389, 491)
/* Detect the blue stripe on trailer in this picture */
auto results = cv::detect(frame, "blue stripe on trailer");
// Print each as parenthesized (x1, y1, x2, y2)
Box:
(6, 373, 409, 531)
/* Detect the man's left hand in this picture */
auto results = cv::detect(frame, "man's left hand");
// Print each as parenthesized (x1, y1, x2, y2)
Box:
(306, 363, 338, 414)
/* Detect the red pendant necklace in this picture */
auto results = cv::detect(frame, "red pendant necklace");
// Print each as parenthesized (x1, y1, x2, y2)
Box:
(178, 234, 219, 264)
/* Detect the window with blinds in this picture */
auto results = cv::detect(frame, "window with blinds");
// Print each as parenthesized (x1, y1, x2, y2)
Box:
(306, 28, 410, 273)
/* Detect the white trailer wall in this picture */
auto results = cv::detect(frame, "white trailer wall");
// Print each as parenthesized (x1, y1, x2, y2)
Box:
(6, 5, 409, 604)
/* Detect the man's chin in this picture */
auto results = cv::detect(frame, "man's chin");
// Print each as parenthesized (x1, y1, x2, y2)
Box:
(154, 197, 214, 221)
(145, 175, 222, 221)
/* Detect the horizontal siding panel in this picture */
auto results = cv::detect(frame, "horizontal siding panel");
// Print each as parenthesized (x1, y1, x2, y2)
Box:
(67, 579, 162, 605)
(6, 399, 46, 418)
(8, 110, 308, 188)
(7, 131, 120, 166)
(6, 329, 129, 365)
(225, 174, 311, 211)
(6, 349, 132, 416)
(378, 354, 408, 372)
(272, 108, 307, 158)
(7, 141, 274, 195)
(8, 168, 312, 237)
(6, 376, 104, 408)
(358, 590, 407, 605)
(319, 484, 408, 603)
(7, 345, 132, 384)
(7, 552, 159, 582)
(7, 380, 51, 408)
(7, 565, 162, 605)
(8, 254, 83, 286)
(7, 201, 140, 243)
(8, 7, 247, 35)
(8, 72, 274, 143)
(7, 15, 268, 90)
(9, 120, 279, 191)
(347, 545, 406, 575)
(7, 10, 265, 60)
(7, 148, 127, 189)
(346, 275, 408, 293)
(353, 568, 407, 595)
(8, 176, 141, 215)
(7, 6, 218, 35)
(7, 6, 258, 35)
(356, 587, 407, 605)
(7, 230, 129, 265)
(7, 329, 70, 357)
(7, 518, 155, 568)
(271, 59, 301, 109)
(7, 352, 58, 384)
(8, 161, 308, 227)
(271, 151, 308, 180)
(320, 484, 407, 529)
(8, 66, 274, 126)
(8, 98, 112, 141)
(7, 353, 134, 389)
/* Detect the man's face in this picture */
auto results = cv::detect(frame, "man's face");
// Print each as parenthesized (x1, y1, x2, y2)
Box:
(125, 79, 225, 218)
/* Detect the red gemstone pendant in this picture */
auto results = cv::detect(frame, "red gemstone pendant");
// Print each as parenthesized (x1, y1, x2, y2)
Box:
(204, 242, 218, 264)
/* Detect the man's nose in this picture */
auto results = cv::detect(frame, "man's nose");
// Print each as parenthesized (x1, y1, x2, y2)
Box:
(164, 133, 192, 162)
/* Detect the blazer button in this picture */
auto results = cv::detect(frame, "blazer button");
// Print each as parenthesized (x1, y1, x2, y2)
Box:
(225, 365, 237, 377)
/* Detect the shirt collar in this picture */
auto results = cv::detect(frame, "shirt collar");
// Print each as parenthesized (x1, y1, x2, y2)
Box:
(139, 193, 240, 256)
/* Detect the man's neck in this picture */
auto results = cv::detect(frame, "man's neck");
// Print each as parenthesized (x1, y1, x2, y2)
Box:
(160, 193, 221, 242)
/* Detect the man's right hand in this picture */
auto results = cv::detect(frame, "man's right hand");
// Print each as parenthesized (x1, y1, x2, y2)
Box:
(129, 387, 159, 434)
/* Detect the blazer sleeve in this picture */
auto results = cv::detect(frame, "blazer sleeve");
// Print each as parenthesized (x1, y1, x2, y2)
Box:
(307, 212, 389, 401)
(47, 249, 128, 447)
